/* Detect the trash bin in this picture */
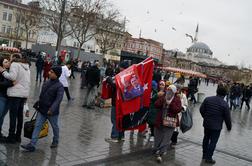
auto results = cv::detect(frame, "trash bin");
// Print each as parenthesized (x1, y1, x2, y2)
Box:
(197, 93, 205, 103)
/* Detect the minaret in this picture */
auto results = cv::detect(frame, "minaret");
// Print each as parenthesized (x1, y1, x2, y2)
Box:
(139, 29, 142, 38)
(193, 24, 199, 43)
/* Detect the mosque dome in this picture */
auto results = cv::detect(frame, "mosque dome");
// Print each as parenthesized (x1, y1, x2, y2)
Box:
(187, 42, 213, 55)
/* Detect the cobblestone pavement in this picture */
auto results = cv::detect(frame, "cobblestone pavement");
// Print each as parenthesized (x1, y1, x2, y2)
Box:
(0, 65, 252, 166)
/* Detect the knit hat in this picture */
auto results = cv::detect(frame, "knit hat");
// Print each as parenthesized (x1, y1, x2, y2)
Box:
(119, 61, 129, 69)
(168, 84, 177, 94)
(51, 66, 62, 78)
(166, 81, 171, 86)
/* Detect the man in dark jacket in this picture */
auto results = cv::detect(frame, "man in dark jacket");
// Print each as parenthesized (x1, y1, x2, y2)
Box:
(21, 66, 64, 152)
(35, 55, 44, 82)
(188, 76, 198, 104)
(83, 61, 100, 109)
(200, 86, 232, 164)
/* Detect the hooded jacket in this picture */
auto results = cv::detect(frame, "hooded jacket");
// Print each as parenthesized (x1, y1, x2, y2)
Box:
(2, 62, 30, 98)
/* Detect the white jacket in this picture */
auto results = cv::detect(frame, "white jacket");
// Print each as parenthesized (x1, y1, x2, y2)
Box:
(2, 62, 30, 98)
(180, 92, 188, 111)
(59, 65, 71, 87)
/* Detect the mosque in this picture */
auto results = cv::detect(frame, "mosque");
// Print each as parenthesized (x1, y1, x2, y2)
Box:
(185, 25, 222, 66)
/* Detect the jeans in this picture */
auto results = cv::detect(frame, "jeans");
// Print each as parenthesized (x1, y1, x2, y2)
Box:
(202, 128, 221, 160)
(111, 106, 124, 139)
(83, 84, 97, 106)
(31, 112, 59, 147)
(64, 87, 71, 100)
(8, 97, 26, 139)
(0, 97, 8, 134)
(36, 69, 43, 82)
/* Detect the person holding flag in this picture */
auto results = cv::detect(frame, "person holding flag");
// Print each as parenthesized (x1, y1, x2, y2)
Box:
(105, 61, 129, 143)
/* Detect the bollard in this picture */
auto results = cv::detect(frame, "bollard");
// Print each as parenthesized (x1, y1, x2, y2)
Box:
(197, 93, 205, 103)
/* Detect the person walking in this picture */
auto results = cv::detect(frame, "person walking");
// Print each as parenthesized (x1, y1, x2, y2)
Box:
(200, 86, 232, 164)
(35, 55, 44, 82)
(59, 62, 73, 101)
(188, 76, 198, 104)
(43, 57, 52, 82)
(240, 85, 251, 111)
(0, 54, 31, 143)
(0, 57, 13, 141)
(153, 85, 182, 163)
(82, 61, 100, 109)
(21, 66, 64, 152)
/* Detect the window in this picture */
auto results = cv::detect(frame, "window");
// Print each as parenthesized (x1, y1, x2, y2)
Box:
(8, 13, 12, 22)
(1, 25, 6, 33)
(2, 12, 7, 21)
(6, 26, 12, 34)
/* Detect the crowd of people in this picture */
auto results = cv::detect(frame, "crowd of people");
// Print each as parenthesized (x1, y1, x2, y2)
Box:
(0, 52, 241, 164)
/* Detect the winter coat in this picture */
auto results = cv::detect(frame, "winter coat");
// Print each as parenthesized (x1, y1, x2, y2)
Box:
(154, 94, 182, 128)
(147, 89, 159, 125)
(200, 95, 232, 130)
(86, 65, 100, 87)
(106, 76, 116, 106)
(59, 65, 71, 87)
(0, 73, 13, 98)
(38, 79, 64, 116)
(2, 62, 30, 98)
(43, 61, 52, 78)
(36, 57, 44, 71)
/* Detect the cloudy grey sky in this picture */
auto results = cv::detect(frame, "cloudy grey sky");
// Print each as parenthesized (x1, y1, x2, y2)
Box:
(24, 0, 252, 66)
(111, 0, 252, 66)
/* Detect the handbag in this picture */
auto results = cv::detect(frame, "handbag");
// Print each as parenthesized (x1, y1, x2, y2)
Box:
(180, 108, 193, 133)
(24, 111, 49, 139)
(162, 102, 177, 128)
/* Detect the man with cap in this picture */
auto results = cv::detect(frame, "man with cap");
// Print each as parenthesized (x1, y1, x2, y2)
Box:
(105, 61, 129, 143)
(21, 66, 64, 152)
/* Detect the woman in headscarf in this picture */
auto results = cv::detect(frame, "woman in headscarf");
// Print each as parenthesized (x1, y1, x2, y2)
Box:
(153, 85, 182, 163)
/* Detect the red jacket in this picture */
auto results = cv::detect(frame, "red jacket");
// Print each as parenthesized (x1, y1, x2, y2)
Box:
(154, 94, 182, 128)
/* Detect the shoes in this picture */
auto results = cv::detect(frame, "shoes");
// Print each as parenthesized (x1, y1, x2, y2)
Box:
(105, 138, 119, 143)
(87, 106, 95, 109)
(149, 136, 154, 142)
(68, 98, 74, 102)
(156, 156, 162, 163)
(15, 137, 21, 143)
(21, 143, 35, 152)
(4, 136, 16, 144)
(82, 104, 87, 108)
(205, 159, 216, 164)
(50, 142, 58, 148)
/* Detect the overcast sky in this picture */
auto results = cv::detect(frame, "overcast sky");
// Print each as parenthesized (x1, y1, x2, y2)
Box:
(24, 0, 252, 66)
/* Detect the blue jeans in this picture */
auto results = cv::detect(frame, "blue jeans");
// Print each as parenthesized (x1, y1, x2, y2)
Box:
(111, 106, 124, 139)
(0, 97, 8, 133)
(31, 112, 59, 147)
(36, 69, 43, 82)
(202, 128, 221, 160)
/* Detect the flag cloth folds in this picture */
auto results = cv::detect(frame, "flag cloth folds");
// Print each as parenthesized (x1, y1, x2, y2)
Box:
(115, 58, 154, 131)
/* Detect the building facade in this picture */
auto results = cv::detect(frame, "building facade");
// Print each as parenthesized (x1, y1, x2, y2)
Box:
(122, 37, 163, 61)
(0, 0, 38, 48)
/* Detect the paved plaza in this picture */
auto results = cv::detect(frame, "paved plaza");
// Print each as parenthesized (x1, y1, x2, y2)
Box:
(0, 65, 252, 166)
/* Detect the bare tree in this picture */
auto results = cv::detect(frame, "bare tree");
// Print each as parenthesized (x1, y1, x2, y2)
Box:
(95, 8, 125, 55)
(15, 3, 41, 49)
(40, 0, 73, 52)
(70, 0, 107, 59)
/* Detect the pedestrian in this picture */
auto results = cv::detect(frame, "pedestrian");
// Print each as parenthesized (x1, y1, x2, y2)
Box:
(21, 66, 64, 152)
(80, 61, 88, 89)
(105, 61, 129, 143)
(200, 86, 232, 164)
(0, 57, 13, 142)
(82, 61, 100, 109)
(170, 85, 188, 148)
(188, 76, 197, 104)
(35, 54, 44, 82)
(240, 85, 251, 111)
(153, 85, 182, 163)
(69, 58, 77, 79)
(43, 57, 52, 82)
(0, 54, 30, 143)
(59, 62, 73, 101)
